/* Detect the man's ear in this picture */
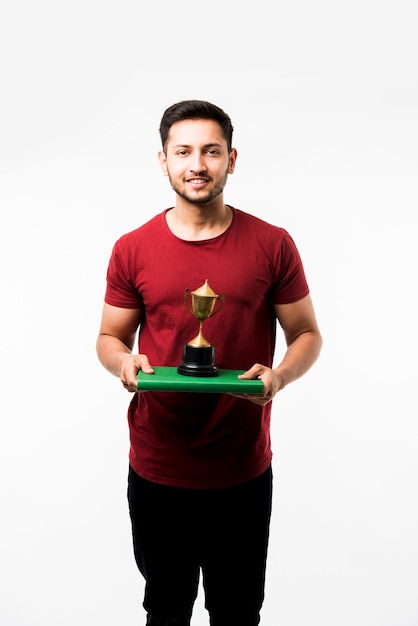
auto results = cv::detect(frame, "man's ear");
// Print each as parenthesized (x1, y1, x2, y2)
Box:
(158, 150, 168, 176)
(228, 147, 238, 174)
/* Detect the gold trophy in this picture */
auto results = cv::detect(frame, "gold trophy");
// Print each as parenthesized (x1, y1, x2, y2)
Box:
(177, 279, 224, 377)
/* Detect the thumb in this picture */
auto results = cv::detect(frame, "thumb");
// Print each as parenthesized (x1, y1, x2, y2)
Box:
(238, 363, 263, 380)
(137, 354, 155, 374)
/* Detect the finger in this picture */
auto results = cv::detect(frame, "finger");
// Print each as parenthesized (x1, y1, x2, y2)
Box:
(137, 354, 155, 374)
(121, 380, 137, 393)
(228, 392, 270, 406)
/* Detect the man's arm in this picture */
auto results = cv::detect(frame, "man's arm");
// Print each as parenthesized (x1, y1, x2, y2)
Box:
(96, 303, 154, 393)
(237, 294, 322, 405)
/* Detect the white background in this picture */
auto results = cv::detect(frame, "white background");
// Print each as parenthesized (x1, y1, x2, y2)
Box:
(1, 1, 417, 624)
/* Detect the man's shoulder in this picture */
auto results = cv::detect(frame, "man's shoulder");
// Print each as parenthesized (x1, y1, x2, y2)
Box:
(115, 210, 167, 246)
(232, 207, 288, 236)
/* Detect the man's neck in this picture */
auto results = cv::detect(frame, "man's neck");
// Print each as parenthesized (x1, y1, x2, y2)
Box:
(166, 201, 233, 241)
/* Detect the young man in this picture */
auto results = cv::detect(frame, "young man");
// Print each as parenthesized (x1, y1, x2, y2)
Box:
(96, 100, 322, 626)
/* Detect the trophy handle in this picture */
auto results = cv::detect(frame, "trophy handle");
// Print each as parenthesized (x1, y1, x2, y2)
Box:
(209, 293, 225, 318)
(184, 288, 194, 315)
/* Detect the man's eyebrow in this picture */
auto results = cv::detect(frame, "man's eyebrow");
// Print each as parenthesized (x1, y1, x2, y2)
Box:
(172, 142, 223, 149)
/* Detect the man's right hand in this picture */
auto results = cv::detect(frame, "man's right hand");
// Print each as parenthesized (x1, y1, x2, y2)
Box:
(120, 354, 154, 393)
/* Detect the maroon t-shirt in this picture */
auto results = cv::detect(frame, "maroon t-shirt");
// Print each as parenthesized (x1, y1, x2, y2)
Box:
(105, 207, 309, 488)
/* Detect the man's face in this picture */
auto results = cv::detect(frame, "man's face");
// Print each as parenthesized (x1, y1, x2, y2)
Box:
(158, 119, 237, 205)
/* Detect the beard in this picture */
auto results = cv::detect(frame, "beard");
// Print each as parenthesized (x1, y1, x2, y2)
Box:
(167, 169, 229, 205)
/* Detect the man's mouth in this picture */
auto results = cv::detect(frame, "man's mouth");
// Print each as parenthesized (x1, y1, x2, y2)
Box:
(188, 178, 208, 186)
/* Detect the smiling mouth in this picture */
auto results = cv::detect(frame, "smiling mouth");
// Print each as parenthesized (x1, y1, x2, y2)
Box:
(188, 178, 208, 185)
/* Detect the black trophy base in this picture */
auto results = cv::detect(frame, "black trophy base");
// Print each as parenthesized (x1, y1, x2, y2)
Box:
(177, 344, 218, 377)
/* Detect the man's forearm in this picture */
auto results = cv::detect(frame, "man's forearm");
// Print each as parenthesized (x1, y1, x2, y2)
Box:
(96, 334, 133, 378)
(274, 330, 322, 391)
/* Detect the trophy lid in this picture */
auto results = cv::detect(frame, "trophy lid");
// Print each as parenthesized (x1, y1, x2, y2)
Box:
(191, 279, 218, 298)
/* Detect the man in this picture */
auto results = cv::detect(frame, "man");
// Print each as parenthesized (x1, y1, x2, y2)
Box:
(96, 100, 322, 626)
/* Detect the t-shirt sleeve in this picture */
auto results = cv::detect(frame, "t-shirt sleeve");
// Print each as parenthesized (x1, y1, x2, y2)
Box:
(271, 231, 310, 304)
(104, 239, 143, 308)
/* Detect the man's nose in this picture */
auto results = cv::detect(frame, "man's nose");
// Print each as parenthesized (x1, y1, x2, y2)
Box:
(189, 153, 206, 172)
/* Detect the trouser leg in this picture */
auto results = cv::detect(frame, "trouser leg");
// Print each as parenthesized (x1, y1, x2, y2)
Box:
(145, 609, 193, 626)
(127, 467, 200, 625)
(201, 466, 273, 626)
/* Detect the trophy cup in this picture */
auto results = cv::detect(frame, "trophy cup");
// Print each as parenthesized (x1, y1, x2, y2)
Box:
(177, 279, 224, 377)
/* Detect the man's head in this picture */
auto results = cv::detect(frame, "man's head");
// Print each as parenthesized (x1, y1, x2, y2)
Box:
(159, 100, 234, 154)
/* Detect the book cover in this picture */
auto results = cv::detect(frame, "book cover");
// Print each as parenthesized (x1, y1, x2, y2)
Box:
(137, 366, 264, 394)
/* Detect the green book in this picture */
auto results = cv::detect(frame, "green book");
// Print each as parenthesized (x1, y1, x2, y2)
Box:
(137, 366, 264, 394)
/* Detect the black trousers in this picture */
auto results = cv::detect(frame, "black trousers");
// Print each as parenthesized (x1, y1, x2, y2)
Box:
(127, 465, 273, 626)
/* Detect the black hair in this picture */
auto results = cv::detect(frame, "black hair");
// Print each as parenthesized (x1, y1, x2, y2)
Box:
(159, 100, 233, 152)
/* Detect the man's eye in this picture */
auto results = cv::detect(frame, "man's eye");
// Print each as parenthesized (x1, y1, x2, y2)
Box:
(207, 150, 219, 155)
